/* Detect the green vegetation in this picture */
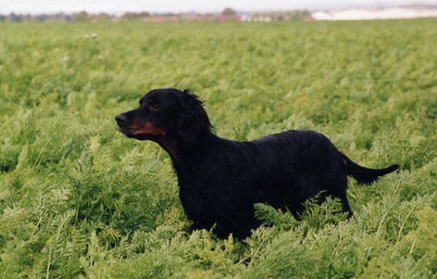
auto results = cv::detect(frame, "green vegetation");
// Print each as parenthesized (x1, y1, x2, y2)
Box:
(0, 19, 436, 278)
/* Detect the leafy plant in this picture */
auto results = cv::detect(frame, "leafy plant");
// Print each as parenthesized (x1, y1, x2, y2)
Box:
(0, 19, 436, 278)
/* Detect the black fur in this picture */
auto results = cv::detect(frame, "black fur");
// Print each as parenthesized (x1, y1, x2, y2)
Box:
(115, 88, 399, 238)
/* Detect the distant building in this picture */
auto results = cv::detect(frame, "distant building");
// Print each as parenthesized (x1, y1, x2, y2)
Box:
(312, 7, 437, 21)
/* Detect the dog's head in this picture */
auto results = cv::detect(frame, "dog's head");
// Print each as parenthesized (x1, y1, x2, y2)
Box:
(115, 88, 212, 145)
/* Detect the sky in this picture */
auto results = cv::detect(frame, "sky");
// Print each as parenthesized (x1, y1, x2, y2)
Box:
(1, 0, 435, 15)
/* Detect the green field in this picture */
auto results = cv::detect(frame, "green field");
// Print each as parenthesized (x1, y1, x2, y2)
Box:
(0, 19, 436, 278)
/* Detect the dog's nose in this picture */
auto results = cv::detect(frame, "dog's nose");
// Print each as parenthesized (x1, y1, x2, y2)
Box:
(115, 114, 127, 125)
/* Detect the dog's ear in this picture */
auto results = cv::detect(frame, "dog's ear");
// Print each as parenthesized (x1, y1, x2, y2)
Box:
(176, 90, 212, 144)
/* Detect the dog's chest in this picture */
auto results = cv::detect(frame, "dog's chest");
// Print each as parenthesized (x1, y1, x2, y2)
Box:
(177, 174, 215, 221)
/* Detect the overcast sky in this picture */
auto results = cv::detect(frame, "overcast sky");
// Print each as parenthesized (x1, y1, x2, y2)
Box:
(1, 0, 435, 15)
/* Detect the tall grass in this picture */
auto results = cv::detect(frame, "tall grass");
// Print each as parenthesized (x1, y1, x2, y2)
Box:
(0, 20, 436, 278)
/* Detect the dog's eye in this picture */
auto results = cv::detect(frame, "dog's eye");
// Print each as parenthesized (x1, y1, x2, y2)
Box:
(148, 98, 159, 111)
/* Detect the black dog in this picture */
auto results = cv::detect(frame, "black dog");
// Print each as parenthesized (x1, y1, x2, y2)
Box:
(115, 88, 399, 238)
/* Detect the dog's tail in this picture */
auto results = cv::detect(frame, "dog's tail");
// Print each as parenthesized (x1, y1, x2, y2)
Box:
(341, 153, 399, 185)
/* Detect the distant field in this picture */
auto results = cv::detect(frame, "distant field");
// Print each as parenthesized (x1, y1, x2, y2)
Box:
(0, 19, 436, 278)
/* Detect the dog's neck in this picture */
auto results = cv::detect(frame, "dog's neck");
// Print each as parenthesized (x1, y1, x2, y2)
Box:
(155, 132, 218, 163)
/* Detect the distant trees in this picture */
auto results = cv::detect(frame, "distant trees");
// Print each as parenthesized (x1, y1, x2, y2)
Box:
(72, 11, 88, 21)
(120, 12, 150, 21)
(0, 9, 313, 22)
(253, 10, 312, 21)
(2, 12, 72, 22)
(222, 8, 237, 16)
